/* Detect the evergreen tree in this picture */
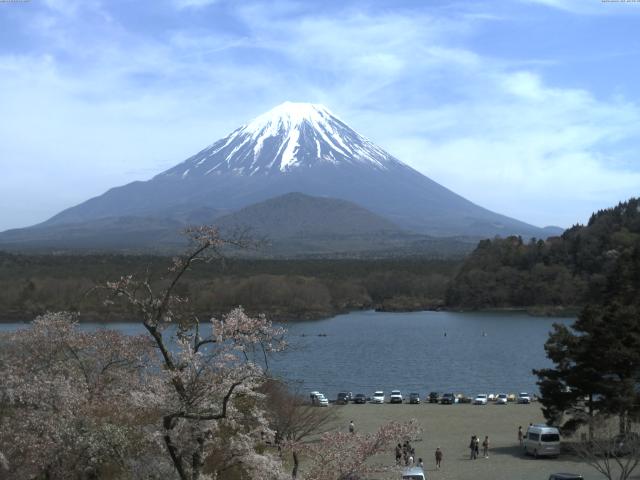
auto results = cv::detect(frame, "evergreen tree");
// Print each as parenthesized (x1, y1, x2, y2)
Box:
(535, 241, 640, 436)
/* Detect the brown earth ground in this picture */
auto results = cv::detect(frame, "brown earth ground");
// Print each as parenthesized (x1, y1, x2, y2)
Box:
(314, 402, 636, 480)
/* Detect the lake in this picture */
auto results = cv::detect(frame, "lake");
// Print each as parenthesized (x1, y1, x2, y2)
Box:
(0, 310, 572, 400)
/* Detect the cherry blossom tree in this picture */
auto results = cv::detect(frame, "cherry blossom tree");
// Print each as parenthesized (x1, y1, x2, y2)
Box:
(105, 226, 288, 480)
(0, 311, 160, 479)
(260, 379, 338, 478)
(571, 417, 640, 480)
(295, 420, 421, 480)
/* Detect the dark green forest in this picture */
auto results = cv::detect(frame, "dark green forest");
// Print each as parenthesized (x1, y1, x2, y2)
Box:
(0, 253, 458, 322)
(446, 198, 640, 312)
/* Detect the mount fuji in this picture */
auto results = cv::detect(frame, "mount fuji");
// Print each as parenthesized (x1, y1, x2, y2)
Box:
(0, 102, 561, 253)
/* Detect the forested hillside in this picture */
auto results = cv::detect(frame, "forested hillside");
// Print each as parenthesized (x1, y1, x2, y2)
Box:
(0, 254, 459, 322)
(446, 198, 640, 311)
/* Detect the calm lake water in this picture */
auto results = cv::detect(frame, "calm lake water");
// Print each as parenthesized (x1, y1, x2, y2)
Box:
(0, 310, 572, 399)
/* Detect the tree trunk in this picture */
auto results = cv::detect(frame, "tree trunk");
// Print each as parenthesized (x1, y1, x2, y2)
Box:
(619, 411, 628, 435)
(291, 450, 299, 479)
(164, 416, 188, 480)
(192, 435, 205, 480)
(588, 393, 594, 441)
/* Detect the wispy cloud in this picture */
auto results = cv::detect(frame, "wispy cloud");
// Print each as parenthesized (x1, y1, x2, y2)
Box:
(171, 0, 220, 10)
(521, 0, 640, 15)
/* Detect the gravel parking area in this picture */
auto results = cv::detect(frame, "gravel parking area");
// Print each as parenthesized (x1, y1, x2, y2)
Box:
(327, 402, 615, 480)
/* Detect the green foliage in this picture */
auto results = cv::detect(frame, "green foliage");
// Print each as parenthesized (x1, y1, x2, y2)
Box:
(534, 237, 640, 435)
(0, 253, 460, 322)
(447, 198, 640, 310)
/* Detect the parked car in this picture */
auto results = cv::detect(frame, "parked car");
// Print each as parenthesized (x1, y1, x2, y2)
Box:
(390, 390, 403, 404)
(310, 391, 321, 404)
(548, 474, 583, 480)
(496, 393, 508, 405)
(336, 392, 349, 405)
(409, 393, 421, 404)
(473, 394, 488, 405)
(353, 393, 367, 404)
(372, 391, 385, 404)
(518, 392, 532, 404)
(524, 424, 561, 457)
(428, 392, 440, 403)
(440, 393, 456, 404)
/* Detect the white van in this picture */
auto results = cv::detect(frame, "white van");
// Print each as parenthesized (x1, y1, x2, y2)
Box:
(401, 466, 426, 479)
(524, 424, 561, 458)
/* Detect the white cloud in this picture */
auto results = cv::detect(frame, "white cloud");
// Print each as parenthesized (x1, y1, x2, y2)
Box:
(376, 70, 640, 227)
(521, 0, 640, 15)
(172, 0, 219, 9)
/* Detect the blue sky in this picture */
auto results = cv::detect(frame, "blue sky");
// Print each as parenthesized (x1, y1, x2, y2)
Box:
(0, 0, 639, 231)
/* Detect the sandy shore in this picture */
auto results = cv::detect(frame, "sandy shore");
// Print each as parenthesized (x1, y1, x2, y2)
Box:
(324, 402, 608, 480)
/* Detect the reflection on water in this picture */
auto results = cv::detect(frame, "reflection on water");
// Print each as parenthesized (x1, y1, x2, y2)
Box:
(1, 310, 572, 399)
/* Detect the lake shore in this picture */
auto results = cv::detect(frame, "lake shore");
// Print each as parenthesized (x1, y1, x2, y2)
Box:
(0, 304, 580, 323)
(325, 403, 594, 480)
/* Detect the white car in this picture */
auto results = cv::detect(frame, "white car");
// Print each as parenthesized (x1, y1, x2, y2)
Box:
(310, 391, 329, 406)
(473, 394, 488, 405)
(390, 390, 403, 404)
(517, 392, 531, 404)
(316, 393, 329, 407)
(372, 391, 385, 404)
(496, 393, 508, 405)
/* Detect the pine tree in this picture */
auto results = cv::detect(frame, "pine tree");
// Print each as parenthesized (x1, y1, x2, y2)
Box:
(535, 242, 640, 436)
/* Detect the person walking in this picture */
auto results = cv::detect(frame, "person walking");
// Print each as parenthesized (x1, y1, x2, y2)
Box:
(482, 435, 490, 458)
(349, 420, 355, 434)
(395, 443, 402, 465)
(435, 447, 443, 469)
(518, 426, 523, 446)
(474, 436, 480, 459)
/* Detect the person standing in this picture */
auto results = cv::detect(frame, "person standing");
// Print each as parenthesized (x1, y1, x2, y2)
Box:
(469, 435, 477, 460)
(395, 443, 402, 465)
(435, 447, 443, 469)
(518, 426, 523, 446)
(482, 435, 490, 458)
(417, 457, 424, 469)
(475, 436, 480, 459)
(349, 420, 355, 434)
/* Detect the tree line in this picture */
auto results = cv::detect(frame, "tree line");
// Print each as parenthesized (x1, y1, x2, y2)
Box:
(446, 198, 640, 312)
(0, 253, 459, 322)
(533, 215, 640, 480)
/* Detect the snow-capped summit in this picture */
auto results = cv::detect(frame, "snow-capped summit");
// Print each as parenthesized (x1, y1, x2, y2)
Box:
(161, 101, 404, 178)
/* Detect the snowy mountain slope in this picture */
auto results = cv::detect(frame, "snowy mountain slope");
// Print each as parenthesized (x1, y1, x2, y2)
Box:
(1, 102, 562, 251)
(160, 102, 404, 177)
